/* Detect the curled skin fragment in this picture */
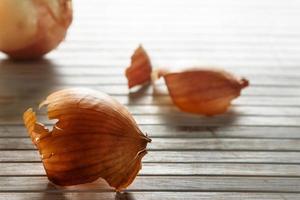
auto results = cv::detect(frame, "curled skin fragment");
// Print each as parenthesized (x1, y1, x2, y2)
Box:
(125, 45, 152, 88)
(0, 0, 72, 59)
(159, 68, 249, 116)
(23, 88, 151, 191)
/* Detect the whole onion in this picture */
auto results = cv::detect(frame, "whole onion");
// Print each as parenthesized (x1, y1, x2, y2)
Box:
(0, 0, 72, 59)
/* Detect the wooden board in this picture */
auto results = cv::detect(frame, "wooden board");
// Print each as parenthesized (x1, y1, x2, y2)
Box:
(0, 0, 300, 199)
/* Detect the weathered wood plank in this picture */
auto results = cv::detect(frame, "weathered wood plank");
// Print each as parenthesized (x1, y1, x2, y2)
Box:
(0, 96, 300, 113)
(1, 176, 300, 192)
(9, 105, 298, 117)
(1, 163, 300, 176)
(1, 114, 300, 126)
(3, 75, 300, 87)
(1, 125, 299, 139)
(45, 52, 300, 64)
(128, 105, 300, 116)
(1, 82, 300, 97)
(1, 138, 300, 151)
(2, 64, 300, 77)
(3, 58, 300, 74)
(1, 150, 300, 164)
(0, 192, 299, 200)
(4, 74, 300, 87)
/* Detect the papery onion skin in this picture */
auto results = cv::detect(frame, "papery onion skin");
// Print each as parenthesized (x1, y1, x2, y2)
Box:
(162, 68, 249, 116)
(0, 0, 72, 60)
(23, 88, 151, 190)
(125, 45, 152, 88)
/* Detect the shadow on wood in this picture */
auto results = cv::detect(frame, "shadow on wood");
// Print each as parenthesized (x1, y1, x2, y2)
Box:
(0, 58, 62, 120)
(115, 192, 136, 200)
(40, 183, 67, 200)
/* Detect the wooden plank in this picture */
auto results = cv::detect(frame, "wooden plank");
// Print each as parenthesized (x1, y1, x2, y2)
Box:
(1, 138, 300, 151)
(1, 82, 300, 97)
(58, 44, 300, 53)
(2, 64, 300, 76)
(0, 192, 299, 200)
(4, 104, 300, 118)
(1, 176, 300, 192)
(4, 75, 300, 88)
(3, 58, 300, 71)
(2, 96, 300, 111)
(45, 51, 300, 63)
(43, 52, 300, 63)
(1, 150, 300, 164)
(128, 106, 300, 116)
(1, 114, 300, 126)
(1, 163, 300, 176)
(1, 125, 299, 139)
(3, 74, 300, 87)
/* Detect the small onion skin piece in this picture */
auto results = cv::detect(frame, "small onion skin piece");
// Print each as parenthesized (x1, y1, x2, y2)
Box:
(162, 69, 249, 116)
(125, 45, 152, 88)
(23, 88, 151, 190)
(0, 0, 72, 60)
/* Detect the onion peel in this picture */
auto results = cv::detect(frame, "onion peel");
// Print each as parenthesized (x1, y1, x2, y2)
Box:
(125, 46, 249, 116)
(125, 45, 152, 88)
(23, 88, 151, 191)
(158, 68, 249, 116)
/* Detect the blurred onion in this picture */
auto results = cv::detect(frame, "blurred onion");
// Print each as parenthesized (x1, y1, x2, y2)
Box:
(0, 0, 72, 59)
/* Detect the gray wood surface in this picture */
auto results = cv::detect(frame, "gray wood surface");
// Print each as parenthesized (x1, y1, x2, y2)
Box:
(0, 0, 300, 199)
(1, 138, 300, 151)
(1, 192, 300, 200)
(2, 150, 300, 163)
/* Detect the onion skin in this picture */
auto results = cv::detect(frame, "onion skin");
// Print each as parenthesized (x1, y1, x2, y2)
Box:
(23, 88, 151, 190)
(162, 69, 249, 116)
(125, 46, 249, 116)
(0, 0, 72, 60)
(125, 45, 152, 88)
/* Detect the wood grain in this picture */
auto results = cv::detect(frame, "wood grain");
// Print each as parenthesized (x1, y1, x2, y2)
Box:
(1, 125, 299, 138)
(1, 176, 300, 192)
(0, 192, 299, 200)
(1, 150, 300, 164)
(1, 163, 300, 176)
(1, 0, 300, 198)
(1, 138, 300, 151)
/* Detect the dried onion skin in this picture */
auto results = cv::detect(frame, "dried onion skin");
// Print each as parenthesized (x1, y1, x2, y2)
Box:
(125, 45, 152, 88)
(125, 45, 249, 116)
(0, 0, 72, 59)
(162, 69, 249, 116)
(23, 88, 151, 190)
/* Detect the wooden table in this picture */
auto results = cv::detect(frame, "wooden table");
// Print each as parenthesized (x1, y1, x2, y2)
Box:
(1, 0, 300, 199)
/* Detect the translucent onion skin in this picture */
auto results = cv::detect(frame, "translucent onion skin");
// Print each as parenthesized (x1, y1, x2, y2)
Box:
(162, 69, 249, 116)
(125, 45, 152, 88)
(23, 88, 151, 190)
(125, 46, 250, 116)
(0, 0, 72, 59)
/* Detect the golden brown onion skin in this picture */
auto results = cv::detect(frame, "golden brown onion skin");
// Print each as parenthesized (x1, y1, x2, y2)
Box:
(125, 45, 152, 88)
(163, 69, 249, 116)
(23, 88, 151, 190)
(0, 0, 72, 59)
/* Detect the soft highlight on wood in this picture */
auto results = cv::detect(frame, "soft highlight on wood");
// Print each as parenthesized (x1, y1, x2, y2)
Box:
(23, 88, 151, 190)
